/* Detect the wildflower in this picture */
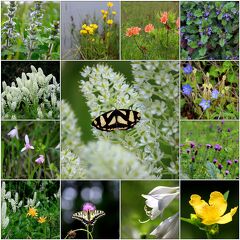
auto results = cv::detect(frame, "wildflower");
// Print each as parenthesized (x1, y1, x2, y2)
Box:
(214, 144, 222, 151)
(160, 11, 168, 24)
(142, 186, 179, 220)
(90, 24, 98, 29)
(80, 29, 87, 35)
(206, 144, 212, 149)
(191, 157, 195, 162)
(213, 159, 218, 164)
(182, 84, 192, 96)
(190, 142, 195, 149)
(225, 170, 229, 175)
(107, 2, 113, 7)
(183, 64, 193, 74)
(27, 207, 38, 217)
(189, 191, 238, 225)
(125, 27, 141, 37)
(227, 128, 231, 132)
(7, 127, 19, 139)
(107, 19, 113, 25)
(35, 155, 45, 164)
(211, 89, 219, 99)
(176, 17, 180, 28)
(199, 99, 211, 111)
(218, 163, 223, 170)
(82, 24, 87, 29)
(227, 160, 232, 166)
(83, 202, 96, 211)
(112, 11, 117, 15)
(234, 159, 238, 164)
(21, 135, 34, 152)
(150, 212, 179, 239)
(144, 24, 154, 33)
(103, 14, 108, 19)
(186, 149, 190, 154)
(38, 216, 47, 223)
(101, 10, 105, 14)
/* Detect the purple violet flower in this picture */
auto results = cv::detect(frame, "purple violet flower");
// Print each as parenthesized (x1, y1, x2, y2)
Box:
(182, 84, 192, 96)
(227, 160, 232, 166)
(199, 99, 211, 111)
(213, 159, 218, 164)
(211, 89, 219, 99)
(218, 163, 223, 170)
(183, 64, 193, 74)
(206, 144, 212, 149)
(225, 170, 230, 175)
(35, 155, 45, 164)
(214, 144, 222, 151)
(82, 202, 96, 211)
(21, 135, 34, 152)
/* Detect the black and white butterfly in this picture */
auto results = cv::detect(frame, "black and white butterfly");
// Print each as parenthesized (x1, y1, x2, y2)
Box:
(91, 109, 141, 131)
(72, 209, 105, 226)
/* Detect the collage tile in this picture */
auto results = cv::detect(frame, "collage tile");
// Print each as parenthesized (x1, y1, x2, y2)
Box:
(0, 0, 239, 240)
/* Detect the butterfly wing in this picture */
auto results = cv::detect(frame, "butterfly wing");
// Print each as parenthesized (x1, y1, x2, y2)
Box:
(72, 211, 89, 226)
(88, 210, 105, 225)
(72, 210, 105, 226)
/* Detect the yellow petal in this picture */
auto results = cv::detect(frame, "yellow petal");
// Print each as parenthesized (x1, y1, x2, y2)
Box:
(209, 191, 227, 217)
(216, 207, 238, 224)
(189, 194, 208, 218)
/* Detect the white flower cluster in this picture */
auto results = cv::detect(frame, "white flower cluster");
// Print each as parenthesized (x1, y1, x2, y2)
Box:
(78, 63, 179, 178)
(24, 192, 40, 208)
(61, 100, 151, 178)
(1, 65, 60, 119)
(142, 186, 179, 239)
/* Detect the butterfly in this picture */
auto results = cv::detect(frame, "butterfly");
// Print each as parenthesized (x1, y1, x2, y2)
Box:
(72, 209, 105, 226)
(91, 109, 141, 131)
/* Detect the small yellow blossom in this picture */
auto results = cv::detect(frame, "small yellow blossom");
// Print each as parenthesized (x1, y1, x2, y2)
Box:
(112, 11, 117, 15)
(189, 191, 238, 225)
(27, 207, 38, 217)
(90, 24, 98, 29)
(80, 29, 88, 35)
(82, 24, 87, 29)
(91, 38, 95, 42)
(38, 216, 47, 223)
(104, 10, 108, 15)
(107, 2, 113, 8)
(103, 14, 107, 19)
(101, 9, 105, 14)
(107, 19, 113, 25)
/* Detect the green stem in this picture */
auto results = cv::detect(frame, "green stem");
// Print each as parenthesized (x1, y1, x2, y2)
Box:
(64, 228, 93, 239)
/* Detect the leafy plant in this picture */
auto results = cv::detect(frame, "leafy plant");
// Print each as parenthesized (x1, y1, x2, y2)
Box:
(180, 121, 239, 179)
(62, 1, 119, 60)
(122, 2, 179, 60)
(1, 181, 60, 239)
(181, 1, 239, 60)
(181, 61, 239, 119)
(1, 1, 60, 60)
(2, 121, 60, 179)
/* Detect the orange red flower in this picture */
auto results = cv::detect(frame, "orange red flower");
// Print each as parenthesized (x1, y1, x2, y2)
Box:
(144, 24, 154, 33)
(126, 27, 141, 37)
(160, 11, 168, 24)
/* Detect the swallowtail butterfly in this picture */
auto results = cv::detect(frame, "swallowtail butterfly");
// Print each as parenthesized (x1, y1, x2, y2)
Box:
(72, 209, 105, 226)
(92, 109, 141, 131)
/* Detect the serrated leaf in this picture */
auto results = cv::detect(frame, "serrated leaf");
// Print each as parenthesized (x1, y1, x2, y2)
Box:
(219, 38, 225, 47)
(199, 47, 207, 57)
(201, 35, 209, 44)
(194, 9, 203, 17)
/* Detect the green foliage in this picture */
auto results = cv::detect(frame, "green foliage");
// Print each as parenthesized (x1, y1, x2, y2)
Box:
(1, 1, 60, 60)
(181, 1, 239, 59)
(180, 121, 239, 179)
(2, 121, 60, 179)
(121, 2, 179, 60)
(181, 61, 239, 119)
(1, 181, 60, 239)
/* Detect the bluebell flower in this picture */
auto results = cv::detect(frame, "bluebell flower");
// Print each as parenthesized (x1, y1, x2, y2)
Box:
(211, 89, 219, 99)
(199, 99, 211, 111)
(223, 13, 231, 21)
(183, 64, 193, 74)
(182, 84, 192, 96)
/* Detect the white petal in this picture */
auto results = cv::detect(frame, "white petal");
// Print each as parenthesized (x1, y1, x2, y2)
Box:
(142, 194, 158, 208)
(25, 135, 29, 144)
(149, 186, 179, 196)
(21, 147, 26, 152)
(30, 146, 34, 149)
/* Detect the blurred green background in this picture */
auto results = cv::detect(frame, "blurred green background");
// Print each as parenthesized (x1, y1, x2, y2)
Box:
(61, 61, 134, 143)
(61, 180, 119, 239)
(181, 180, 239, 239)
(121, 180, 179, 239)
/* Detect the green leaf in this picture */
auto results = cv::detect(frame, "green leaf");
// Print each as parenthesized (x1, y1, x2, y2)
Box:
(201, 35, 209, 44)
(223, 190, 229, 200)
(198, 47, 207, 57)
(219, 38, 225, 47)
(209, 66, 219, 77)
(206, 162, 218, 179)
(227, 73, 237, 83)
(189, 41, 198, 49)
(194, 9, 203, 17)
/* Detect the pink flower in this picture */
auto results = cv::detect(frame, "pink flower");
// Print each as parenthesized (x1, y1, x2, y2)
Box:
(7, 127, 19, 139)
(160, 12, 168, 24)
(82, 202, 96, 211)
(35, 155, 45, 164)
(125, 26, 141, 37)
(21, 135, 34, 152)
(144, 24, 154, 33)
(176, 17, 180, 28)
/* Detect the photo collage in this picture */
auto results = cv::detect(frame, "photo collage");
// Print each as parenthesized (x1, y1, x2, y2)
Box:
(1, 0, 239, 239)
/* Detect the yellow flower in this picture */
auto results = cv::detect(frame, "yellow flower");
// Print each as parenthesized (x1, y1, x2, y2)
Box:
(27, 207, 38, 217)
(90, 24, 98, 29)
(82, 24, 87, 29)
(107, 19, 113, 25)
(101, 9, 105, 14)
(91, 38, 95, 42)
(38, 216, 47, 223)
(112, 11, 117, 15)
(80, 29, 88, 35)
(103, 14, 107, 19)
(189, 191, 238, 225)
(107, 2, 113, 7)
(88, 29, 94, 35)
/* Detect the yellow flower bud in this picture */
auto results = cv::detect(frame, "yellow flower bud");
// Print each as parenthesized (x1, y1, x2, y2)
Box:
(107, 19, 113, 25)
(112, 11, 117, 15)
(101, 9, 105, 14)
(82, 24, 87, 29)
(80, 30, 87, 35)
(107, 2, 113, 7)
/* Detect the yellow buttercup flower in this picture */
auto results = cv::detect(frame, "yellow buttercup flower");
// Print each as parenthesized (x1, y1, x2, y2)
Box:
(27, 207, 38, 217)
(101, 9, 105, 14)
(189, 191, 238, 225)
(112, 11, 117, 15)
(82, 24, 87, 29)
(107, 2, 113, 7)
(107, 19, 113, 25)
(80, 29, 88, 35)
(90, 24, 98, 29)
(103, 14, 107, 19)
(38, 216, 47, 223)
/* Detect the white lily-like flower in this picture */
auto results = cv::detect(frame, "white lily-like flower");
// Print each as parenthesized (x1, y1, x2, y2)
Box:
(150, 212, 179, 239)
(142, 186, 179, 220)
(21, 135, 34, 152)
(7, 127, 19, 139)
